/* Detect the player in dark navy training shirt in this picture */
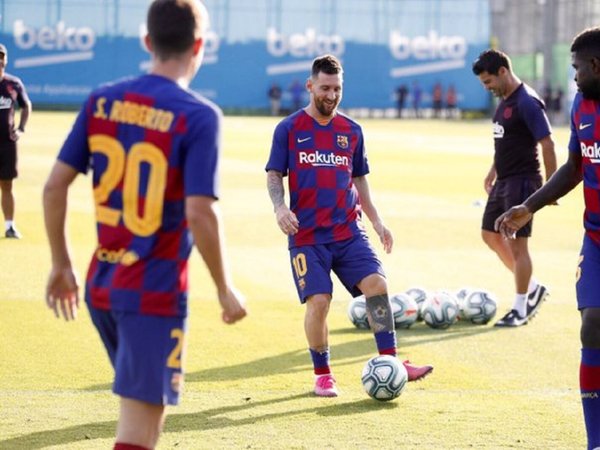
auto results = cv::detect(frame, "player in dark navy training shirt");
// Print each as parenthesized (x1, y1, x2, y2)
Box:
(266, 54, 432, 397)
(496, 27, 600, 450)
(42, 1, 247, 449)
(0, 43, 30, 239)
(473, 49, 557, 327)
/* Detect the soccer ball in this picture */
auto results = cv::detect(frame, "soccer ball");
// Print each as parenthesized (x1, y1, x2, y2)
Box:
(421, 291, 459, 329)
(390, 293, 419, 329)
(348, 295, 370, 329)
(460, 290, 497, 324)
(361, 355, 408, 401)
(405, 287, 428, 321)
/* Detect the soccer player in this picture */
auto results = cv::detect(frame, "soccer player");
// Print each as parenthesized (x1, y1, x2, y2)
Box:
(472, 49, 557, 327)
(42, 1, 247, 449)
(495, 27, 600, 450)
(265, 54, 433, 397)
(0, 43, 31, 239)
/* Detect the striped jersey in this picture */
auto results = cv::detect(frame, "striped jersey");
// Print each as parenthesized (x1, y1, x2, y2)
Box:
(569, 92, 600, 244)
(57, 74, 222, 317)
(266, 110, 369, 248)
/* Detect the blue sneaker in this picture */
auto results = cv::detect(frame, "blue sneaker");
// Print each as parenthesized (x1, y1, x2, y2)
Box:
(5, 226, 21, 239)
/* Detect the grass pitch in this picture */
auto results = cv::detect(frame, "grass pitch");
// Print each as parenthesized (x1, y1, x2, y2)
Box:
(0, 112, 585, 449)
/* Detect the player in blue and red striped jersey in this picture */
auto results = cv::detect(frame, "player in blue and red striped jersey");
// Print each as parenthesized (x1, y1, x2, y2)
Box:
(266, 54, 433, 397)
(496, 27, 600, 450)
(472, 49, 557, 327)
(0, 43, 31, 239)
(42, 1, 247, 449)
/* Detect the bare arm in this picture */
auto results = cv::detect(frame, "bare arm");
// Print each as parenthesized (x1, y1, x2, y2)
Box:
(267, 169, 298, 235)
(186, 196, 246, 324)
(483, 163, 496, 194)
(353, 175, 393, 253)
(12, 100, 31, 141)
(539, 135, 557, 182)
(495, 151, 582, 238)
(43, 160, 80, 321)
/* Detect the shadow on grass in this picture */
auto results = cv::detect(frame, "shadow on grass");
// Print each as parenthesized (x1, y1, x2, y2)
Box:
(0, 392, 391, 449)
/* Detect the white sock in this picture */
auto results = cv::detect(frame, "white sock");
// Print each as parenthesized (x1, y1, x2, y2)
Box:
(512, 293, 527, 317)
(528, 278, 538, 294)
(5, 220, 14, 231)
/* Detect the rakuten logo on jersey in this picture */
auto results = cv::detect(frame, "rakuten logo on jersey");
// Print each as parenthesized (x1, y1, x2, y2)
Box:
(388, 30, 468, 78)
(298, 151, 349, 167)
(581, 142, 600, 162)
(493, 122, 504, 139)
(13, 20, 95, 68)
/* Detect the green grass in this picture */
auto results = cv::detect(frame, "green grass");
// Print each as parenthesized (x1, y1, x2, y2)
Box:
(0, 113, 586, 449)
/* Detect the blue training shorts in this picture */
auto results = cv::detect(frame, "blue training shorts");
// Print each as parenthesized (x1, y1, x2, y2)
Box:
(576, 234, 600, 310)
(87, 305, 187, 405)
(289, 234, 385, 303)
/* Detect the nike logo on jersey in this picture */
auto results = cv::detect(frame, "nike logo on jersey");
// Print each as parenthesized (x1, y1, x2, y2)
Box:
(579, 123, 592, 130)
(297, 137, 311, 143)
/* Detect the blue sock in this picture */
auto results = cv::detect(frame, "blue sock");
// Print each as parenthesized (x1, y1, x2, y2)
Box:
(374, 331, 397, 356)
(309, 348, 331, 376)
(581, 348, 600, 450)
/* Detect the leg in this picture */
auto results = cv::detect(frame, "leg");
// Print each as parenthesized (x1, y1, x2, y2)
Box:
(580, 307, 600, 450)
(505, 236, 531, 295)
(305, 293, 338, 396)
(304, 293, 331, 352)
(481, 229, 514, 272)
(0, 179, 14, 221)
(116, 397, 166, 449)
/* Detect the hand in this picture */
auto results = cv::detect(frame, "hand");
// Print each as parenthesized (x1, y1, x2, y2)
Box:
(275, 204, 299, 235)
(9, 129, 22, 142)
(494, 205, 532, 240)
(218, 286, 247, 324)
(373, 220, 393, 254)
(46, 267, 80, 321)
(483, 176, 495, 195)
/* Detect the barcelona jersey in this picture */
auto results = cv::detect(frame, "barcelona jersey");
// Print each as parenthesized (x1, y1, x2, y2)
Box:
(0, 73, 29, 139)
(266, 110, 369, 248)
(57, 74, 221, 317)
(568, 92, 600, 244)
(492, 83, 551, 180)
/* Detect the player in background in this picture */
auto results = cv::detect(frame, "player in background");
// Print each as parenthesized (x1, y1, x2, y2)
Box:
(495, 27, 600, 450)
(42, 1, 247, 449)
(266, 54, 433, 397)
(0, 43, 31, 239)
(472, 49, 557, 327)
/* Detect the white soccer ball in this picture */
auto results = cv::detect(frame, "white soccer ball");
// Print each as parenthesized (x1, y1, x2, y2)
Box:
(348, 295, 370, 329)
(460, 290, 497, 324)
(361, 355, 408, 401)
(390, 293, 419, 329)
(421, 291, 459, 329)
(405, 287, 428, 321)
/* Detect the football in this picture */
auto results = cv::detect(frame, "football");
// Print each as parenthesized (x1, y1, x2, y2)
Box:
(405, 286, 428, 321)
(347, 295, 370, 329)
(390, 292, 419, 329)
(460, 289, 497, 324)
(361, 355, 408, 401)
(421, 291, 459, 329)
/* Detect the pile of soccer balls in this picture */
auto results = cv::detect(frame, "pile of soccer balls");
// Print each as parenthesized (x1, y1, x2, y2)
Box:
(348, 287, 497, 330)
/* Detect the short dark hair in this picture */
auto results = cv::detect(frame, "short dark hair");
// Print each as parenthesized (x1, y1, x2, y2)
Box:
(147, 0, 207, 59)
(571, 27, 600, 56)
(472, 49, 512, 76)
(311, 54, 343, 78)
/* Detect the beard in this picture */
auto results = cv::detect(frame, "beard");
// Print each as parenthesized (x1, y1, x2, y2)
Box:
(315, 98, 339, 117)
(580, 82, 600, 100)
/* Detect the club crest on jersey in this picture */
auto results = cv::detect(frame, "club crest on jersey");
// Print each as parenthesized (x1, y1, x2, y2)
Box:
(336, 134, 349, 149)
(503, 106, 512, 119)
